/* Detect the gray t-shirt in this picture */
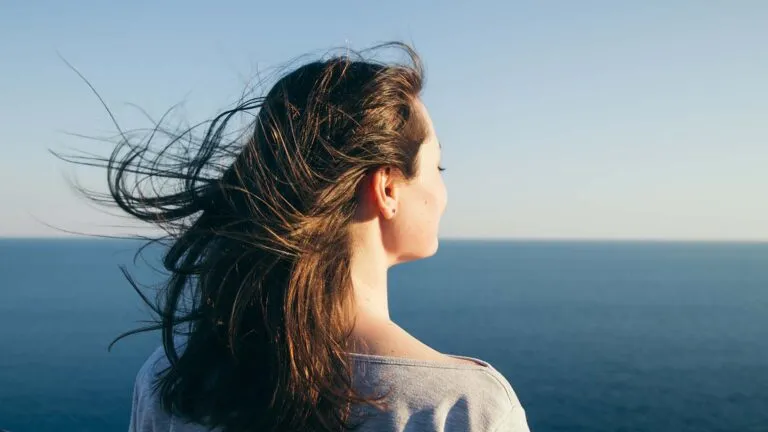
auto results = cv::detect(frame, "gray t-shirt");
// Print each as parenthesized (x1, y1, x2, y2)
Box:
(129, 346, 530, 431)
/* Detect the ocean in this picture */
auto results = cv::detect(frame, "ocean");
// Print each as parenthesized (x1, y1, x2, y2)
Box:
(0, 238, 766, 431)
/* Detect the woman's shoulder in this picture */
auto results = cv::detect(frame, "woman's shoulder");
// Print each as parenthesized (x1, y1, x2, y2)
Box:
(130, 345, 215, 432)
(349, 319, 525, 414)
(350, 352, 528, 431)
(136, 345, 169, 387)
(351, 351, 520, 403)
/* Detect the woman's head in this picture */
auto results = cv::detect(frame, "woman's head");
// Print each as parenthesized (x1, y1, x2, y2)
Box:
(232, 46, 446, 270)
(76, 42, 443, 431)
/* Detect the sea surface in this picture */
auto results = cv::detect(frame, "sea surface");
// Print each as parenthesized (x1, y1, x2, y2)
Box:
(0, 238, 766, 431)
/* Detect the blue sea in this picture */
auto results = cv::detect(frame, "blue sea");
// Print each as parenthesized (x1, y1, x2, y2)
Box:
(0, 239, 766, 431)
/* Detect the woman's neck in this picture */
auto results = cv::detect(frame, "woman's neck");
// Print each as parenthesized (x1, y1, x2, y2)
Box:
(349, 242, 390, 321)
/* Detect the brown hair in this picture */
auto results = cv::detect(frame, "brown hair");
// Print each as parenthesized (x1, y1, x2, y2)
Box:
(63, 42, 428, 431)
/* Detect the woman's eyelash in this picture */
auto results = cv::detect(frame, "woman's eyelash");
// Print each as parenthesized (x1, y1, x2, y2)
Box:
(438, 166, 446, 172)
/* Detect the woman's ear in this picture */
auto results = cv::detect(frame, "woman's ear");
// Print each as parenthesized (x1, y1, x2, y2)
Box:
(371, 166, 401, 220)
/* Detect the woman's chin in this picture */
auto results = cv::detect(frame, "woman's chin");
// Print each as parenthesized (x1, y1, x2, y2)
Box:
(393, 240, 440, 265)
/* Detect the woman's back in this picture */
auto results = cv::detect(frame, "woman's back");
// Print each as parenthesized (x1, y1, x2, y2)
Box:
(130, 346, 530, 432)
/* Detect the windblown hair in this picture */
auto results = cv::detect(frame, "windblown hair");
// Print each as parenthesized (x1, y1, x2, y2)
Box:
(63, 42, 429, 431)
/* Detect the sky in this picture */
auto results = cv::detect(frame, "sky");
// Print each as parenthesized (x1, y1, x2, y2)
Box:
(1, 1, 766, 240)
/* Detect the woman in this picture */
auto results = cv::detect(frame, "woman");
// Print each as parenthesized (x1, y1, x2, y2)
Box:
(95, 42, 528, 431)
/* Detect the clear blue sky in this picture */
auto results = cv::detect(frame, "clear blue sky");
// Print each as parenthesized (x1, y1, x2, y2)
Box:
(1, 1, 766, 240)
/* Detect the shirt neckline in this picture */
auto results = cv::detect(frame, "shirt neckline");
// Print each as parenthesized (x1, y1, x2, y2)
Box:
(348, 352, 492, 371)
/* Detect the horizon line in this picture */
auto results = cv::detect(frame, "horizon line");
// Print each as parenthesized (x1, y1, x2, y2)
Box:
(1, 235, 767, 244)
